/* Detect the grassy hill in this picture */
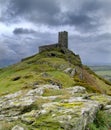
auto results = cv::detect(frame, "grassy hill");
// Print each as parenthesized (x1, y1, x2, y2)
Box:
(1, 48, 111, 130)
(90, 66, 111, 82)
(0, 48, 111, 96)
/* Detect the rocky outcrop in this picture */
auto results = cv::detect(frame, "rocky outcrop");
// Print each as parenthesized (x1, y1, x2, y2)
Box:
(66, 86, 86, 94)
(103, 105, 111, 114)
(64, 68, 77, 77)
(0, 85, 111, 130)
(12, 125, 24, 130)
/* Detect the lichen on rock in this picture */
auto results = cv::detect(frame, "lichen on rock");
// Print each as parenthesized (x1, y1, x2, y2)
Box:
(0, 84, 110, 129)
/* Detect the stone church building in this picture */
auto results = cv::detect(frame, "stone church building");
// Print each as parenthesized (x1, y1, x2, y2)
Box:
(39, 31, 68, 52)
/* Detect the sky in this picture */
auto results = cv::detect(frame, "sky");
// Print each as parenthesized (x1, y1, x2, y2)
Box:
(0, 0, 111, 67)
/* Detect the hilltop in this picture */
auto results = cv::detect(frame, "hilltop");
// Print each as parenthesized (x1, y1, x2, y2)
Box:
(0, 48, 111, 129)
(0, 48, 111, 96)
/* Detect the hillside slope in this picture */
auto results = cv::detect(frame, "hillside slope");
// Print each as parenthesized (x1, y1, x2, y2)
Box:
(0, 48, 111, 95)
(90, 65, 111, 82)
(0, 48, 111, 129)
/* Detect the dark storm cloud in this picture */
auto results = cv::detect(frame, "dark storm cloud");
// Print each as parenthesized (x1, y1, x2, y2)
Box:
(61, 12, 99, 32)
(0, 0, 111, 66)
(0, 31, 58, 67)
(10, 0, 59, 15)
(1, 0, 111, 29)
(0, 35, 37, 67)
(13, 28, 36, 35)
(69, 32, 111, 65)
(62, 0, 105, 32)
(1, 0, 109, 34)
(1, 0, 60, 25)
(0, 0, 99, 29)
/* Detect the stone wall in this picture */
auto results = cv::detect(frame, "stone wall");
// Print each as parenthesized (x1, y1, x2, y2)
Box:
(39, 43, 59, 52)
(39, 31, 68, 52)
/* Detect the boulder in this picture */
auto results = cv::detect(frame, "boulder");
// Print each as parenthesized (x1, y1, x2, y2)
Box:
(64, 68, 72, 73)
(21, 110, 37, 124)
(70, 68, 76, 77)
(0, 84, 111, 130)
(12, 125, 24, 130)
(67, 86, 86, 94)
(64, 68, 77, 77)
(103, 105, 111, 110)
(103, 105, 111, 114)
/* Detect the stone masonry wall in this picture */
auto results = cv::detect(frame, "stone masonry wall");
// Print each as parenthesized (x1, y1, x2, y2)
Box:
(58, 31, 68, 48)
(39, 43, 59, 52)
(39, 31, 68, 52)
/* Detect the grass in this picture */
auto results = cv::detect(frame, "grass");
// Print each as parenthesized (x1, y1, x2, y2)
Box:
(96, 70, 111, 76)
(0, 120, 29, 130)
(82, 66, 111, 94)
(89, 66, 111, 82)
(87, 111, 111, 130)
(42, 88, 69, 96)
(32, 113, 64, 130)
(0, 49, 111, 96)
(0, 121, 14, 130)
(48, 71, 75, 88)
(95, 70, 111, 82)
(59, 102, 83, 108)
(0, 51, 76, 95)
(1, 50, 111, 130)
(90, 95, 109, 104)
(0, 55, 72, 95)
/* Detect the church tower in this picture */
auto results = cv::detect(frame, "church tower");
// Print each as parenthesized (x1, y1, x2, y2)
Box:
(58, 31, 68, 48)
